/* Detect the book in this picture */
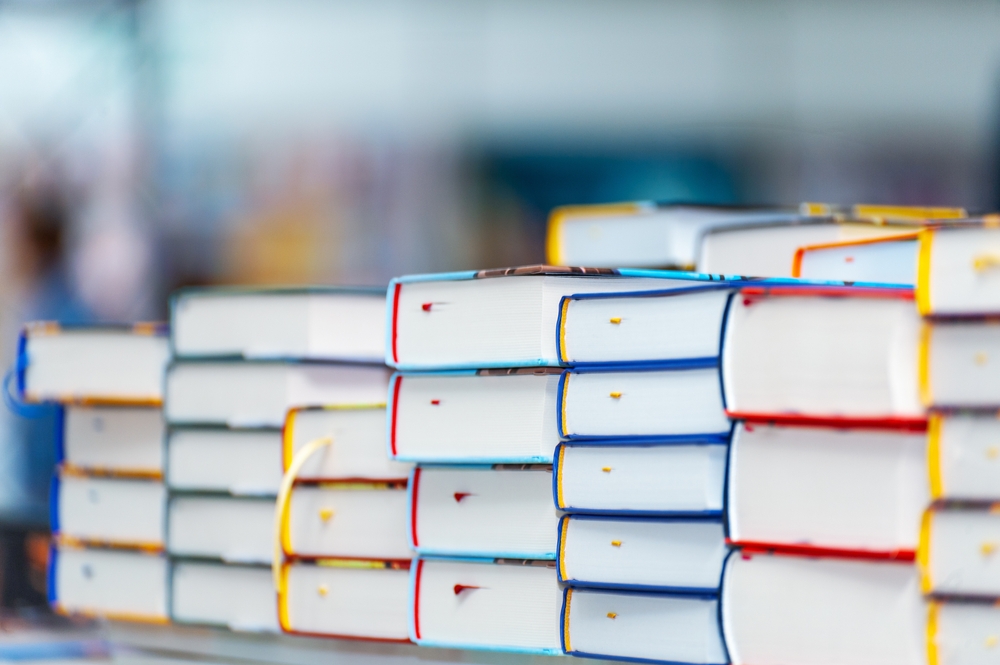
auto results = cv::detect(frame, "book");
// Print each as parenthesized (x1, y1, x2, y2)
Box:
(284, 406, 411, 481)
(52, 472, 165, 549)
(700, 218, 920, 278)
(918, 505, 1000, 598)
(171, 287, 386, 362)
(727, 421, 928, 559)
(166, 427, 282, 496)
(917, 224, 1000, 316)
(558, 366, 730, 441)
(19, 322, 169, 405)
(556, 284, 734, 368)
(561, 587, 728, 665)
(920, 318, 1000, 408)
(281, 483, 411, 561)
(928, 600, 1000, 665)
(278, 559, 410, 641)
(164, 360, 390, 427)
(389, 369, 560, 464)
(722, 552, 925, 665)
(409, 466, 557, 559)
(928, 411, 1000, 501)
(546, 202, 801, 269)
(557, 515, 727, 592)
(792, 234, 919, 285)
(60, 405, 163, 477)
(722, 284, 924, 426)
(167, 495, 274, 563)
(49, 544, 168, 622)
(387, 266, 728, 371)
(410, 557, 562, 654)
(554, 442, 727, 516)
(170, 560, 279, 632)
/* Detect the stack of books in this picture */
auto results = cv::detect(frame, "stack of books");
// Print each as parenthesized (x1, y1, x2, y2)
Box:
(164, 288, 390, 632)
(719, 281, 930, 665)
(554, 283, 735, 664)
(547, 201, 967, 277)
(915, 225, 1000, 660)
(21, 323, 170, 622)
(387, 266, 724, 654)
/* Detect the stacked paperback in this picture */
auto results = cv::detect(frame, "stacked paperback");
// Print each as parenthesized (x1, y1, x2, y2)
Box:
(20, 323, 170, 621)
(165, 288, 390, 631)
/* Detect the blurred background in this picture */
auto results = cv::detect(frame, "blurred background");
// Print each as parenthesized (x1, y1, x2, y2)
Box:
(0, 0, 999, 607)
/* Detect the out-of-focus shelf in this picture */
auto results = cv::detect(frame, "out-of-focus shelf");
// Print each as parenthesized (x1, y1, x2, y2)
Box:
(105, 621, 586, 665)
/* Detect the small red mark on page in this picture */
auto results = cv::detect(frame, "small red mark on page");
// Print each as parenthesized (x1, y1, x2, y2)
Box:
(454, 492, 473, 503)
(454, 584, 480, 595)
(431, 400, 440, 405)
(422, 303, 433, 311)
(845, 256, 855, 263)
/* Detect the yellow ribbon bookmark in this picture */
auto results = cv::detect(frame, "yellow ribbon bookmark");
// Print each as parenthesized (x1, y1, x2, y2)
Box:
(273, 436, 333, 590)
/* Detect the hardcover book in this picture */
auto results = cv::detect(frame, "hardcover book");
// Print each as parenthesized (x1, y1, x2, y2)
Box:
(561, 587, 728, 665)
(167, 427, 283, 496)
(49, 545, 167, 622)
(554, 441, 727, 516)
(558, 366, 730, 441)
(53, 472, 165, 549)
(278, 559, 410, 641)
(19, 322, 169, 405)
(917, 224, 1000, 316)
(164, 360, 390, 427)
(557, 515, 727, 592)
(171, 287, 387, 362)
(281, 483, 411, 561)
(792, 234, 918, 285)
(722, 284, 924, 426)
(555, 284, 734, 368)
(928, 411, 1000, 501)
(170, 560, 279, 632)
(167, 495, 275, 564)
(60, 405, 163, 477)
(726, 421, 928, 559)
(389, 369, 561, 464)
(284, 406, 411, 482)
(409, 557, 562, 654)
(409, 466, 557, 559)
(722, 552, 925, 665)
(919, 505, 1000, 598)
(928, 600, 1000, 665)
(919, 319, 1000, 408)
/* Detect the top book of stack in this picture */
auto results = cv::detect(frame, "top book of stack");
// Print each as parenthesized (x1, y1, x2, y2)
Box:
(19, 323, 169, 405)
(171, 287, 386, 363)
(387, 266, 741, 371)
(917, 223, 1000, 317)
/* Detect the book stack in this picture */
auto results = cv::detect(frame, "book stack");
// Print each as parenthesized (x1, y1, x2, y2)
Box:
(19, 323, 170, 623)
(555, 284, 735, 664)
(164, 288, 391, 632)
(547, 201, 967, 277)
(718, 281, 931, 665)
(915, 225, 1000, 661)
(387, 266, 721, 654)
